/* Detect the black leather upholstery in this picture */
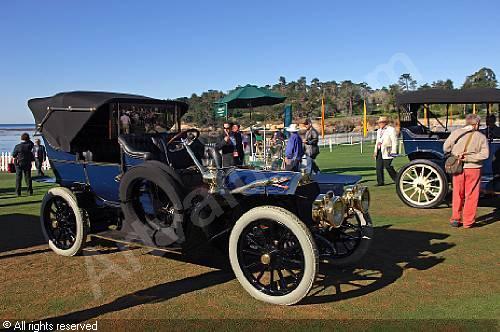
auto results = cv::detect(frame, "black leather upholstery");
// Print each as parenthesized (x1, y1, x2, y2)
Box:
(402, 127, 450, 140)
(118, 134, 164, 161)
(150, 135, 169, 162)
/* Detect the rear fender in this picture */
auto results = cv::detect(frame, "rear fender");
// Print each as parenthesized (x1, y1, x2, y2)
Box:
(407, 150, 445, 162)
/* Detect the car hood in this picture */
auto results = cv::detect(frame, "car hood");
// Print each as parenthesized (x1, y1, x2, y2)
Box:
(311, 173, 362, 196)
(224, 169, 361, 196)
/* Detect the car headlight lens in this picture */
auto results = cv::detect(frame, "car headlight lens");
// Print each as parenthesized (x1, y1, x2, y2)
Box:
(312, 193, 345, 228)
(354, 186, 370, 213)
(330, 196, 346, 227)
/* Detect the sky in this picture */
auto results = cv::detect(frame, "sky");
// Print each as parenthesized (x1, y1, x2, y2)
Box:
(1, 0, 499, 123)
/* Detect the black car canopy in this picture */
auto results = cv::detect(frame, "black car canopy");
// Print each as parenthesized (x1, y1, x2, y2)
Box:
(28, 91, 188, 151)
(396, 88, 500, 129)
(396, 88, 500, 105)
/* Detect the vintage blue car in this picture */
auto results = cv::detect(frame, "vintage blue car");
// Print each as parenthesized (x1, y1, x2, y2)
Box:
(29, 91, 372, 305)
(395, 88, 500, 208)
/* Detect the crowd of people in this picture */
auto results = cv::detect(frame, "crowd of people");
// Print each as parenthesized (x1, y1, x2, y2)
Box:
(215, 122, 245, 167)
(213, 119, 321, 172)
(117, 106, 170, 135)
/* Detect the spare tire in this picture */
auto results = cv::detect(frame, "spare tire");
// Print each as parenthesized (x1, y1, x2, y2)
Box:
(138, 160, 186, 195)
(119, 163, 185, 246)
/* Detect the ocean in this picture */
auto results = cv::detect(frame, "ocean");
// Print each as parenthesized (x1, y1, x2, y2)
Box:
(0, 124, 37, 153)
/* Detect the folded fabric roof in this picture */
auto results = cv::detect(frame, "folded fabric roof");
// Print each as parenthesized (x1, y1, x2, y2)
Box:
(28, 91, 188, 151)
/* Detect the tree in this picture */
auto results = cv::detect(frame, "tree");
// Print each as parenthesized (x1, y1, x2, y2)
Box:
(418, 83, 431, 90)
(338, 80, 359, 116)
(297, 76, 307, 92)
(432, 79, 454, 90)
(370, 89, 390, 112)
(310, 78, 320, 89)
(398, 74, 417, 91)
(462, 67, 498, 88)
(279, 76, 286, 86)
(387, 84, 402, 111)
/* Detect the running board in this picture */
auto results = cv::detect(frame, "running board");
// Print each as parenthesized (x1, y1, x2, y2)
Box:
(90, 232, 183, 255)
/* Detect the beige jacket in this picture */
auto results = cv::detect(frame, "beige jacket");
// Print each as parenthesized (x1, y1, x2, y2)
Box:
(374, 125, 398, 159)
(443, 126, 489, 169)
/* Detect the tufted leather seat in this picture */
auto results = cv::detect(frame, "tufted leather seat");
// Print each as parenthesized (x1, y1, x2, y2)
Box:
(118, 134, 164, 161)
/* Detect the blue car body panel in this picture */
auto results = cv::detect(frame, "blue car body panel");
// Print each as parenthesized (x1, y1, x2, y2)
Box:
(85, 163, 121, 202)
(402, 129, 500, 190)
(45, 143, 86, 186)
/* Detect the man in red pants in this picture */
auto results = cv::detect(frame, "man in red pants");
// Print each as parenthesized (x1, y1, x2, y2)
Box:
(443, 114, 490, 228)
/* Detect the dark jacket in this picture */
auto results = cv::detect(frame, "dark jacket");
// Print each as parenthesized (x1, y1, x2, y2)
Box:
(215, 130, 235, 167)
(233, 131, 245, 158)
(12, 140, 35, 169)
(33, 144, 47, 161)
(304, 127, 320, 158)
(215, 130, 235, 155)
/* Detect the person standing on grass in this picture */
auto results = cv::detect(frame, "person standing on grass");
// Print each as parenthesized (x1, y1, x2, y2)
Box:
(303, 119, 320, 174)
(32, 138, 47, 176)
(12, 133, 34, 197)
(444, 114, 489, 228)
(373, 116, 398, 186)
(284, 124, 304, 172)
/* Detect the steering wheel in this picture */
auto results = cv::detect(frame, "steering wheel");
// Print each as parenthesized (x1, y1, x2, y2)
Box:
(167, 128, 201, 153)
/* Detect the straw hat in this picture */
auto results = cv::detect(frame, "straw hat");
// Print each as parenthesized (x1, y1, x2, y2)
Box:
(377, 116, 389, 123)
(286, 123, 300, 132)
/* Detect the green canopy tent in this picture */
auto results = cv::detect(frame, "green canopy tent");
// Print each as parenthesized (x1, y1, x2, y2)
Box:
(217, 84, 286, 163)
(219, 84, 286, 109)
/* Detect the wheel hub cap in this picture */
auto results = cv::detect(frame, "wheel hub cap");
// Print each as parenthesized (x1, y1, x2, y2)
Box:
(52, 220, 58, 228)
(260, 253, 271, 265)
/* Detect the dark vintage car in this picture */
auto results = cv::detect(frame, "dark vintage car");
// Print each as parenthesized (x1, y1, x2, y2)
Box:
(395, 88, 500, 208)
(29, 91, 373, 305)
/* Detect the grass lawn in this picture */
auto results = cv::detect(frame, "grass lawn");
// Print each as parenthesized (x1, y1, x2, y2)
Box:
(0, 144, 498, 329)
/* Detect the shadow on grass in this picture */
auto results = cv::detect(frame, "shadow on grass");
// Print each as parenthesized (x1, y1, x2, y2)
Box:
(0, 248, 51, 260)
(43, 249, 234, 323)
(0, 213, 46, 254)
(433, 193, 498, 210)
(0, 187, 16, 195)
(0, 200, 42, 208)
(475, 208, 499, 227)
(0, 195, 19, 200)
(302, 225, 454, 305)
(41, 226, 453, 321)
(322, 167, 376, 174)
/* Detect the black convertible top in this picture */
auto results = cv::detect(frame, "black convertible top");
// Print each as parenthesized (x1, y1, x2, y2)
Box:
(28, 91, 188, 151)
(396, 88, 500, 105)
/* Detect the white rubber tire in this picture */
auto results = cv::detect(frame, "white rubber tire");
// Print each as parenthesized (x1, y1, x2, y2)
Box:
(229, 206, 318, 305)
(40, 187, 89, 257)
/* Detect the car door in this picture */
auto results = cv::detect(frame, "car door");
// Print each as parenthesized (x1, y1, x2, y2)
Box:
(85, 162, 121, 203)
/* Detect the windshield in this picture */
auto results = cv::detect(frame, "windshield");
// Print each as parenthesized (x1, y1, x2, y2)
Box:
(112, 103, 177, 135)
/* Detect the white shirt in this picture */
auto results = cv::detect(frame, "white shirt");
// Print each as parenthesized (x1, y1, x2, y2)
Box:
(374, 125, 398, 159)
(120, 114, 131, 125)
